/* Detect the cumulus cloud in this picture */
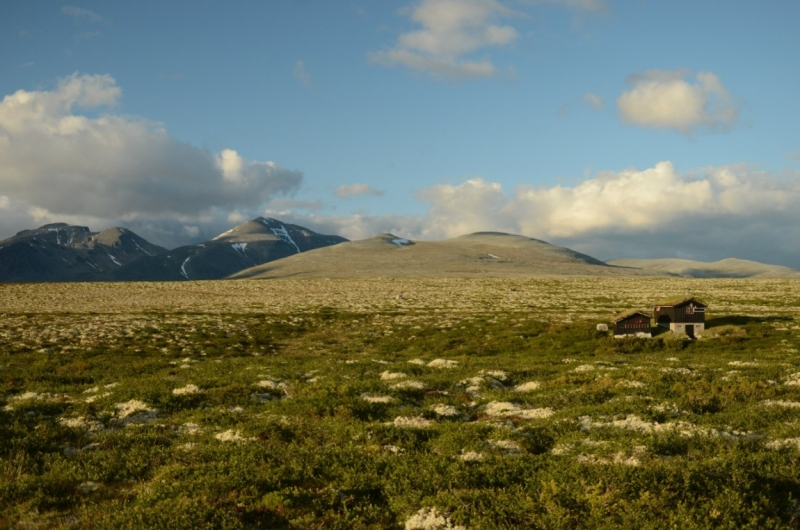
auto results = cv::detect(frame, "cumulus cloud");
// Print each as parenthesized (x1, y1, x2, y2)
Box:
(335, 183, 384, 198)
(272, 163, 800, 267)
(0, 74, 302, 231)
(61, 5, 102, 22)
(583, 92, 603, 109)
(368, 0, 522, 79)
(617, 70, 739, 133)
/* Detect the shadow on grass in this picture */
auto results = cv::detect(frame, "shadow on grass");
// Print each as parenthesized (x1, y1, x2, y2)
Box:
(706, 315, 793, 328)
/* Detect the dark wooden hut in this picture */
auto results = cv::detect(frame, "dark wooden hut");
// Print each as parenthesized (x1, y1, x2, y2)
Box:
(653, 296, 707, 338)
(612, 310, 652, 337)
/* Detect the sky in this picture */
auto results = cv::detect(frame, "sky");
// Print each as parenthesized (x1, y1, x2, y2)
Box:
(2, 0, 800, 266)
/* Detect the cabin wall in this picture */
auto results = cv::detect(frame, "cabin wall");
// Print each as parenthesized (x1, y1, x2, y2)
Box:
(614, 317, 651, 335)
(654, 305, 705, 325)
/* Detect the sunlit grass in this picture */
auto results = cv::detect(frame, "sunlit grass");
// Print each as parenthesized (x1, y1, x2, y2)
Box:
(2, 279, 800, 528)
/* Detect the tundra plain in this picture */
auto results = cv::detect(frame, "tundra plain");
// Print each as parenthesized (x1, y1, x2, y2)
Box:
(3, 277, 800, 529)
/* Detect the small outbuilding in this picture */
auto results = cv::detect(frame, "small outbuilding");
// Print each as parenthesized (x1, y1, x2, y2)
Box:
(612, 310, 652, 338)
(653, 296, 707, 338)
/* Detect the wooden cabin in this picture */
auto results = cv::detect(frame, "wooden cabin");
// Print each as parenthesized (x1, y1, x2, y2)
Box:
(653, 296, 707, 338)
(613, 310, 652, 338)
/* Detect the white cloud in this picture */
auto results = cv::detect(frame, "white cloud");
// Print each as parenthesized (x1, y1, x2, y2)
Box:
(583, 92, 603, 109)
(0, 74, 302, 225)
(617, 70, 739, 133)
(335, 183, 384, 198)
(61, 6, 102, 22)
(272, 162, 800, 266)
(0, 195, 8, 209)
(368, 0, 521, 79)
(293, 60, 313, 87)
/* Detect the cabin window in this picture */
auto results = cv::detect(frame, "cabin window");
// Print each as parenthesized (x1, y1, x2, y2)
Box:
(686, 306, 694, 315)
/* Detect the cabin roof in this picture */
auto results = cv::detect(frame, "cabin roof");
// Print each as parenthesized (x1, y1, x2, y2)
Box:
(653, 296, 707, 307)
(612, 310, 652, 323)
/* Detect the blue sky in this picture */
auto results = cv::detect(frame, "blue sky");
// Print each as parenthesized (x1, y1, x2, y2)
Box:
(2, 1, 800, 265)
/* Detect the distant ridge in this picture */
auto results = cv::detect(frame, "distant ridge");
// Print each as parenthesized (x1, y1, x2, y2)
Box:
(231, 231, 667, 279)
(0, 223, 166, 282)
(107, 217, 347, 281)
(606, 257, 800, 279)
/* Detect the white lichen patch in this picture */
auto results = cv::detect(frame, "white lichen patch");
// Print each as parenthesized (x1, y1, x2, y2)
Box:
(459, 450, 483, 462)
(551, 443, 574, 455)
(380, 371, 407, 380)
(180, 422, 202, 435)
(428, 359, 459, 369)
(114, 399, 152, 418)
(391, 380, 425, 390)
(113, 399, 158, 424)
(728, 361, 759, 367)
(580, 414, 757, 439)
(430, 404, 459, 417)
(459, 376, 484, 394)
(383, 444, 404, 454)
(77, 481, 101, 494)
(574, 365, 595, 372)
(514, 381, 541, 392)
(256, 380, 287, 390)
(407, 359, 426, 365)
(404, 507, 465, 530)
(390, 416, 433, 428)
(481, 370, 508, 381)
(85, 392, 111, 403)
(489, 439, 522, 454)
(616, 380, 646, 388)
(58, 416, 102, 431)
(172, 384, 202, 395)
(361, 393, 394, 403)
(762, 400, 800, 409)
(766, 438, 800, 450)
(784, 373, 800, 386)
(10, 391, 71, 403)
(660, 367, 692, 375)
(214, 429, 249, 442)
(484, 401, 554, 420)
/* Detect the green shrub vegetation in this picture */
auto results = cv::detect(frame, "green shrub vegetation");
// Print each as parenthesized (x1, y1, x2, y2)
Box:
(2, 292, 800, 528)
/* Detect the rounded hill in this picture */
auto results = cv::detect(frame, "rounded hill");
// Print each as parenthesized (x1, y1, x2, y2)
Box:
(230, 231, 666, 279)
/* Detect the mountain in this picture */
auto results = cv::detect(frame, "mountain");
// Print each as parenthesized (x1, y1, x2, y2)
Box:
(606, 257, 800, 279)
(107, 217, 347, 281)
(231, 231, 668, 279)
(0, 223, 166, 282)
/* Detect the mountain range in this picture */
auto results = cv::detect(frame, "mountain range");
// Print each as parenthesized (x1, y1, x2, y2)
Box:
(0, 223, 166, 282)
(106, 217, 347, 281)
(0, 218, 346, 283)
(3, 219, 799, 282)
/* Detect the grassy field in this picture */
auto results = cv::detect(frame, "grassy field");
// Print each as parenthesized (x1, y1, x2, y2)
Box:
(3, 278, 800, 528)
